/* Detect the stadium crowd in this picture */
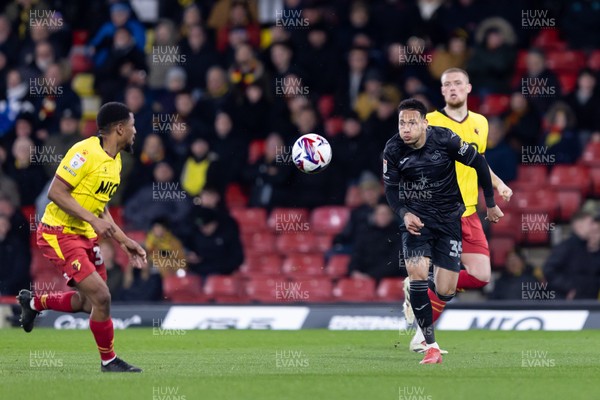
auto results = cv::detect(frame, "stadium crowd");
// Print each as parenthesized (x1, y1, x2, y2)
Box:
(0, 0, 600, 303)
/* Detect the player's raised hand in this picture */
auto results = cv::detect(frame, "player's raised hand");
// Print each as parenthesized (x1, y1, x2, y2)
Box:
(485, 206, 504, 223)
(497, 182, 513, 202)
(404, 212, 424, 235)
(121, 238, 147, 269)
(90, 217, 116, 239)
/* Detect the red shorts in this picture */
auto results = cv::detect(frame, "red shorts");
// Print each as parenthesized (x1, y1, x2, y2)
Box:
(36, 223, 106, 286)
(461, 213, 490, 257)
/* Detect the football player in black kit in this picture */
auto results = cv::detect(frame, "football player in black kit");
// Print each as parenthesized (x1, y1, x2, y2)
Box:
(383, 99, 503, 364)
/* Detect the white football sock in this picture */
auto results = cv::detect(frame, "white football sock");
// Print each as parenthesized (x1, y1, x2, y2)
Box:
(102, 356, 117, 366)
(30, 299, 38, 311)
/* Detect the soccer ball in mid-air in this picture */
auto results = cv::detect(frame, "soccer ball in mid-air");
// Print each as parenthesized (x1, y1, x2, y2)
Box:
(292, 133, 332, 174)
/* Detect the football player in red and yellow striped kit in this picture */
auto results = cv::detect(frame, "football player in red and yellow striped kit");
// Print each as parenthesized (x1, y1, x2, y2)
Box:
(17, 102, 146, 372)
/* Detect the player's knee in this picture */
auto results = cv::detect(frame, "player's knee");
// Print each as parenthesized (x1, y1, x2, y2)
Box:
(91, 289, 111, 310)
(435, 290, 455, 302)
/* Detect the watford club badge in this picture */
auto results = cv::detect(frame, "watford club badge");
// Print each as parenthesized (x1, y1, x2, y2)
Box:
(72, 259, 82, 271)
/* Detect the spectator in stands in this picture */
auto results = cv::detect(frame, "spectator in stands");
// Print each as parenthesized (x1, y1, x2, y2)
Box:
(215, 0, 261, 54)
(466, 19, 516, 95)
(94, 26, 147, 103)
(429, 29, 470, 81)
(489, 248, 540, 300)
(296, 23, 338, 95)
(541, 101, 581, 164)
(0, 15, 19, 67)
(145, 217, 187, 279)
(502, 91, 541, 150)
(33, 63, 82, 139)
(42, 107, 83, 177)
(354, 69, 384, 121)
(124, 162, 193, 232)
(120, 260, 163, 302)
(244, 132, 293, 209)
(186, 207, 244, 278)
(332, 172, 382, 254)
(485, 117, 517, 183)
(236, 80, 270, 140)
(364, 92, 399, 158)
(122, 133, 167, 202)
(209, 111, 246, 192)
(267, 41, 302, 90)
(155, 67, 187, 114)
(147, 19, 180, 91)
(195, 66, 232, 128)
(0, 69, 35, 138)
(228, 43, 265, 102)
(181, 138, 214, 197)
(518, 48, 562, 115)
(180, 25, 220, 92)
(348, 202, 404, 282)
(562, 0, 600, 50)
(89, 2, 146, 67)
(180, 4, 203, 39)
(0, 214, 30, 296)
(335, 46, 370, 115)
(173, 90, 205, 139)
(20, 39, 57, 82)
(99, 240, 124, 300)
(564, 68, 600, 142)
(6, 137, 47, 205)
(543, 211, 600, 300)
(333, 112, 374, 186)
(124, 86, 153, 153)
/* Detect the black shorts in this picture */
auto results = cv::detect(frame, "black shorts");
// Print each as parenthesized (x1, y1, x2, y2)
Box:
(401, 218, 462, 272)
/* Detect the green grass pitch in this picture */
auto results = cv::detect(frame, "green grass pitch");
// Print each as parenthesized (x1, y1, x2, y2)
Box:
(1, 329, 599, 400)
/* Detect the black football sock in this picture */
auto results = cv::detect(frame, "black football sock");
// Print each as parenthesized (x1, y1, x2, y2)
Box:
(409, 279, 435, 344)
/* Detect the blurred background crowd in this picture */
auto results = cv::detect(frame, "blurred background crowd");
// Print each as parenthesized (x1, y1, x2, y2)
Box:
(0, 0, 599, 304)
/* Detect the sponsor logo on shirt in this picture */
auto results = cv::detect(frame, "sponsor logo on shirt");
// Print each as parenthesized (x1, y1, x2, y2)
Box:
(69, 153, 86, 170)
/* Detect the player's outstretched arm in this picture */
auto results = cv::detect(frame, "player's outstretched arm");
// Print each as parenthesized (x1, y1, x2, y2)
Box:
(100, 207, 147, 269)
(48, 177, 116, 237)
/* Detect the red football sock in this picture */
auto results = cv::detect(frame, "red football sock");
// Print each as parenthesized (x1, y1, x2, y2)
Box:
(34, 291, 76, 312)
(89, 318, 116, 362)
(456, 270, 488, 290)
(428, 288, 446, 323)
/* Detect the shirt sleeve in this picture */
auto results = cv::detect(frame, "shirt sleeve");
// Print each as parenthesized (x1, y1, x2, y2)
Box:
(383, 142, 409, 218)
(54, 142, 91, 189)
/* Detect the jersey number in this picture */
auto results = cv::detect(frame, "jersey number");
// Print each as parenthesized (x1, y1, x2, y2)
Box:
(449, 240, 462, 257)
(92, 245, 104, 266)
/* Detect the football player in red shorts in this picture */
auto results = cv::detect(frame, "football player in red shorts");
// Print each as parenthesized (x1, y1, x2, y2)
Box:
(17, 102, 146, 372)
(404, 68, 513, 353)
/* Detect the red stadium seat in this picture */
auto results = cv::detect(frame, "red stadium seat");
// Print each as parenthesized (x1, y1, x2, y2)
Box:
(326, 254, 351, 278)
(267, 208, 310, 232)
(239, 254, 282, 276)
(108, 206, 125, 228)
(245, 277, 283, 302)
(204, 275, 242, 302)
(248, 140, 265, 164)
(376, 278, 405, 302)
(333, 277, 376, 302)
(531, 28, 564, 50)
(163, 274, 204, 303)
(590, 168, 600, 197)
(81, 119, 97, 137)
(580, 141, 600, 168)
(310, 206, 351, 235)
(315, 233, 335, 253)
(548, 165, 591, 196)
(231, 208, 268, 234)
(522, 218, 550, 245)
(515, 165, 549, 185)
(467, 94, 481, 113)
(225, 184, 248, 209)
(588, 50, 600, 71)
(30, 248, 54, 279)
(511, 189, 558, 220)
(282, 253, 325, 278)
(290, 277, 333, 302)
(324, 116, 344, 137)
(555, 190, 582, 221)
(489, 237, 515, 269)
(546, 51, 586, 73)
(515, 50, 529, 73)
(241, 232, 277, 255)
(126, 230, 146, 244)
(490, 211, 525, 243)
(479, 94, 510, 116)
(317, 95, 335, 119)
(72, 30, 89, 45)
(276, 232, 317, 253)
(32, 273, 71, 296)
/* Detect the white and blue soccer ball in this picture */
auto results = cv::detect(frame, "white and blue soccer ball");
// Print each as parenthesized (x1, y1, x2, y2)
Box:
(291, 133, 332, 174)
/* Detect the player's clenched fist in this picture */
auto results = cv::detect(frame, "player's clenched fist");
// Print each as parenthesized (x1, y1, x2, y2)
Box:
(486, 206, 504, 224)
(404, 212, 425, 235)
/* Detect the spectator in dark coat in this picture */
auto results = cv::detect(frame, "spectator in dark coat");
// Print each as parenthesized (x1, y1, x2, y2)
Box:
(122, 133, 168, 203)
(0, 214, 30, 295)
(6, 137, 47, 205)
(502, 91, 541, 150)
(332, 112, 373, 186)
(543, 211, 600, 300)
(186, 207, 243, 278)
(485, 117, 517, 183)
(335, 46, 370, 116)
(562, 0, 600, 50)
(349, 202, 404, 282)
(296, 23, 338, 95)
(99, 240, 124, 301)
(564, 69, 600, 137)
(180, 25, 220, 91)
(123, 86, 153, 154)
(489, 248, 541, 300)
(540, 101, 581, 165)
(208, 110, 247, 193)
(245, 133, 293, 210)
(235, 81, 270, 141)
(517, 49, 562, 115)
